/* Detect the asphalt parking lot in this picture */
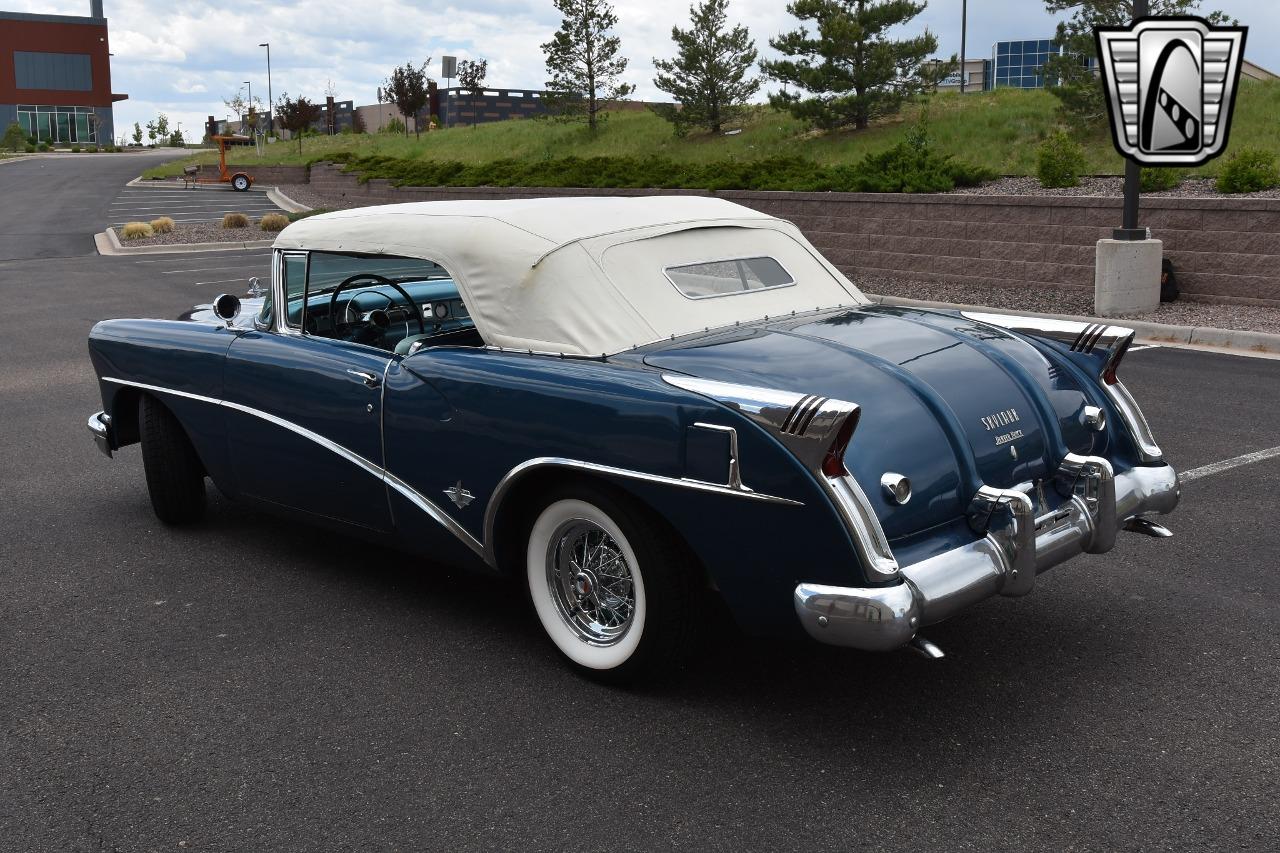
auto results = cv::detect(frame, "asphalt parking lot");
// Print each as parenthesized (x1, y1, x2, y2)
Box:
(110, 182, 284, 227)
(2, 154, 1279, 851)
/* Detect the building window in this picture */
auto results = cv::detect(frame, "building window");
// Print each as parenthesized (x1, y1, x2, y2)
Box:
(14, 51, 93, 91)
(16, 105, 97, 144)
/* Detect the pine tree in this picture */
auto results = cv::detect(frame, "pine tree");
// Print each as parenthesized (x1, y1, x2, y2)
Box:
(542, 0, 635, 131)
(1044, 1, 1235, 128)
(652, 0, 760, 136)
(762, 0, 940, 131)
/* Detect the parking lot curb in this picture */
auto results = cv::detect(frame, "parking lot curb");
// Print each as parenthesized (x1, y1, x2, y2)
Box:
(267, 186, 312, 213)
(868, 294, 1280, 357)
(96, 227, 274, 256)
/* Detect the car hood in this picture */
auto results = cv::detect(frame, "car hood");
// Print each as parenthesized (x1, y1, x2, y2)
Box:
(635, 305, 1100, 539)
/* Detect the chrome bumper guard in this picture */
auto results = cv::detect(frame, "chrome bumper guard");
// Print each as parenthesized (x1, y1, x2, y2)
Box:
(88, 411, 113, 458)
(794, 458, 1179, 652)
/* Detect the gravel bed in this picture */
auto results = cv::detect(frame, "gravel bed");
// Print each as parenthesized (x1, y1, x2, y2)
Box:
(113, 222, 278, 246)
(953, 176, 1280, 199)
(852, 272, 1280, 335)
(277, 183, 360, 212)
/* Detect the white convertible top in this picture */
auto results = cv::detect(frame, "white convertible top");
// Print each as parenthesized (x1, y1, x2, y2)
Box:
(275, 196, 867, 356)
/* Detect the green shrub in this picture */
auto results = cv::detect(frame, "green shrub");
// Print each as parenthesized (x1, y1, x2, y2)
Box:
(150, 216, 175, 234)
(1036, 131, 1086, 188)
(2, 122, 24, 152)
(70, 144, 81, 153)
(24, 143, 35, 153)
(222, 212, 249, 228)
(259, 213, 289, 232)
(287, 208, 328, 222)
(336, 147, 996, 195)
(1216, 148, 1280, 194)
(37, 142, 50, 152)
(120, 222, 154, 240)
(383, 116, 406, 135)
(1140, 168, 1182, 192)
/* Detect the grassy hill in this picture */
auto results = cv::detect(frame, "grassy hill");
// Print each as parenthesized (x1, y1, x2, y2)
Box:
(144, 81, 1280, 182)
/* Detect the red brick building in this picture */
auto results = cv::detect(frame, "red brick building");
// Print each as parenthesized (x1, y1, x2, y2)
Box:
(1, 1, 125, 146)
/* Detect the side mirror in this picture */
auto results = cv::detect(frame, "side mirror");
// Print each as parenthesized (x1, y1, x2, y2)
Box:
(246, 276, 266, 298)
(213, 293, 241, 321)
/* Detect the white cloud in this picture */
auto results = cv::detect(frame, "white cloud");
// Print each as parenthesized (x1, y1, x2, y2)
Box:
(8, 0, 1277, 144)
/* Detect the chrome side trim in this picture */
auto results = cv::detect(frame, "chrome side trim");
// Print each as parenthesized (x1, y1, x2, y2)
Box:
(823, 475, 899, 577)
(961, 312, 1135, 355)
(690, 422, 746, 491)
(662, 374, 860, 471)
(100, 376, 485, 559)
(1102, 380, 1163, 463)
(481, 456, 804, 566)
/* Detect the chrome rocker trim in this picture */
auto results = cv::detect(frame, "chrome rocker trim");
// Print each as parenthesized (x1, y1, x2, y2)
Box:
(794, 460, 1179, 652)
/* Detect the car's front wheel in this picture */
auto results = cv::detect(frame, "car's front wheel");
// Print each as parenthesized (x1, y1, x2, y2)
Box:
(525, 486, 697, 682)
(138, 395, 207, 524)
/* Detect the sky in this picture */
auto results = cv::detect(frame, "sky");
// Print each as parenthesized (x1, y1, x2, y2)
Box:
(9, 0, 1277, 144)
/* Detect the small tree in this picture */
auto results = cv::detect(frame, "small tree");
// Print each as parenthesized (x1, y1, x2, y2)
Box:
(145, 120, 157, 145)
(385, 60, 431, 139)
(169, 129, 185, 147)
(1044, 1, 1235, 129)
(3, 122, 25, 152)
(275, 93, 323, 153)
(543, 0, 635, 131)
(762, 0, 941, 131)
(155, 114, 170, 140)
(458, 58, 488, 128)
(652, 0, 760, 136)
(131, 122, 143, 145)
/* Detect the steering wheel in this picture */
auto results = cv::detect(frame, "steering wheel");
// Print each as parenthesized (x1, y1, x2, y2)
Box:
(326, 274, 425, 341)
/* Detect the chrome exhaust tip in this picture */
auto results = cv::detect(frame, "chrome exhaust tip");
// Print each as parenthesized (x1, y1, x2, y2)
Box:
(1124, 517, 1174, 538)
(908, 636, 945, 660)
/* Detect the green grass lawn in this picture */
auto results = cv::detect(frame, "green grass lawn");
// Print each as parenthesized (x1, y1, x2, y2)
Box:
(143, 81, 1280, 183)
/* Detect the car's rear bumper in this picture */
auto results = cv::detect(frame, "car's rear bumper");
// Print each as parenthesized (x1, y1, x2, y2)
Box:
(793, 461, 1179, 652)
(88, 411, 113, 458)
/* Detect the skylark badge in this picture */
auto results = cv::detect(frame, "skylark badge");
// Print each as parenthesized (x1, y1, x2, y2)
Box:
(1095, 16, 1247, 167)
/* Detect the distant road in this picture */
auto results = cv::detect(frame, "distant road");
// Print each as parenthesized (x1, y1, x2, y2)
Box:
(0, 150, 185, 261)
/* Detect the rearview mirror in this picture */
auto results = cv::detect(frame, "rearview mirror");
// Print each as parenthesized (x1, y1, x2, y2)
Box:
(214, 293, 241, 321)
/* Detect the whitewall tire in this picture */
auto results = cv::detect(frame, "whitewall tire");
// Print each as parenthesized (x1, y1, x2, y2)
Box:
(524, 486, 698, 681)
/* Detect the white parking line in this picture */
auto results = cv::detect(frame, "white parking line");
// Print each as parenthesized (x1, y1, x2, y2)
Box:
(1181, 445, 1280, 482)
(1129, 344, 1162, 352)
(195, 277, 252, 286)
(161, 266, 261, 274)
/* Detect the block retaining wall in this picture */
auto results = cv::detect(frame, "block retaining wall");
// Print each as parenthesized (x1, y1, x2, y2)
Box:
(213, 164, 310, 185)
(306, 162, 1280, 307)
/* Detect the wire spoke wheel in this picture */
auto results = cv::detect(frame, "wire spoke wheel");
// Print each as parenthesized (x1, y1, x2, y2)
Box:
(546, 519, 636, 646)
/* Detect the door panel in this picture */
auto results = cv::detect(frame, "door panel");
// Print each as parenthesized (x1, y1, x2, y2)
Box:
(223, 331, 393, 531)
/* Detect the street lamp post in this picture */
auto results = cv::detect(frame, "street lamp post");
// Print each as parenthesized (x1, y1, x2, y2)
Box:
(259, 43, 273, 136)
(244, 80, 252, 132)
(960, 0, 968, 95)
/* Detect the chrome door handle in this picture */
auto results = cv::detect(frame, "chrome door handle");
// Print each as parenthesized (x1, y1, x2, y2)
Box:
(347, 369, 381, 388)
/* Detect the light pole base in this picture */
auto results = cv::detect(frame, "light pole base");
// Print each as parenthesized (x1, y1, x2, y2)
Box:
(1095, 239, 1162, 316)
(1111, 227, 1150, 241)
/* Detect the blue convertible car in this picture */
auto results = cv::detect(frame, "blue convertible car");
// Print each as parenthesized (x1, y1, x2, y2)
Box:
(87, 196, 1179, 680)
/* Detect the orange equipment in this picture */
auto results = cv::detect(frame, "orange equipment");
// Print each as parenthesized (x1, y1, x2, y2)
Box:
(183, 135, 255, 191)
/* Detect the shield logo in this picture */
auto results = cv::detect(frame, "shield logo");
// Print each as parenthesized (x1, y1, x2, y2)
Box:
(1095, 16, 1247, 167)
